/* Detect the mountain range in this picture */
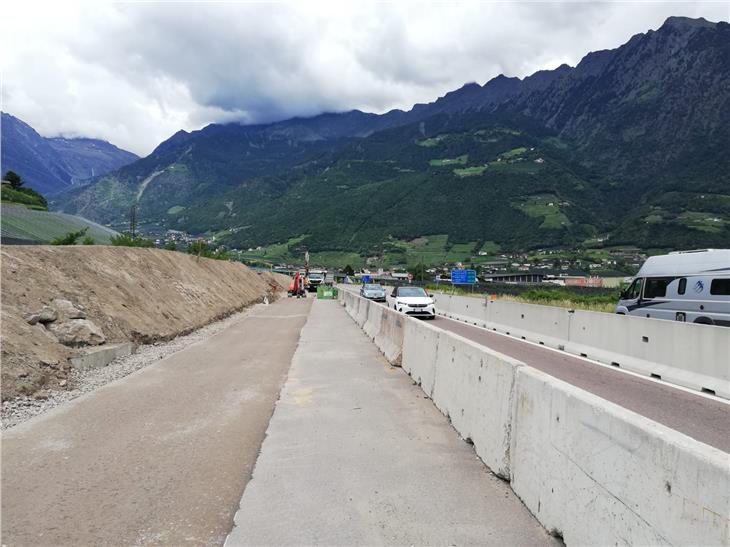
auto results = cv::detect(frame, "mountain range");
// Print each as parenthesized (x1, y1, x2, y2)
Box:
(1, 113, 139, 195)
(18, 16, 730, 260)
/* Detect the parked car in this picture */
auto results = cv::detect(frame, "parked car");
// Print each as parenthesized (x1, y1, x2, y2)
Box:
(360, 283, 386, 302)
(615, 249, 730, 326)
(387, 286, 436, 319)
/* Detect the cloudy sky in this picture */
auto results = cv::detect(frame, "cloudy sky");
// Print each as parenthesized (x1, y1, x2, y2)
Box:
(2, 1, 727, 156)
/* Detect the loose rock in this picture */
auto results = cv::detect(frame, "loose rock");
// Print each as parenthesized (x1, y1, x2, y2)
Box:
(38, 306, 59, 323)
(49, 319, 106, 347)
(51, 299, 86, 320)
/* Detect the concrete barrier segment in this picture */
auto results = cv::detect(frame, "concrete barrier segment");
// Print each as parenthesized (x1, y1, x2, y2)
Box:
(510, 366, 730, 546)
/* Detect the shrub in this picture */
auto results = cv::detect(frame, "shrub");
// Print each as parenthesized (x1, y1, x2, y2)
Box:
(188, 240, 230, 260)
(82, 236, 95, 245)
(51, 227, 88, 245)
(110, 233, 155, 247)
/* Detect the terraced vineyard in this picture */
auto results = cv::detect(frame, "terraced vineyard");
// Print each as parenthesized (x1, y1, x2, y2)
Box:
(1, 204, 119, 244)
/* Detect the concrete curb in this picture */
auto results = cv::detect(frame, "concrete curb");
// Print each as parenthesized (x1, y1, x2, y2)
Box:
(70, 342, 135, 371)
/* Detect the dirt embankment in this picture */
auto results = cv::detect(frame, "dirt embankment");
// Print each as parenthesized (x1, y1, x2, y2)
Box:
(1, 246, 289, 400)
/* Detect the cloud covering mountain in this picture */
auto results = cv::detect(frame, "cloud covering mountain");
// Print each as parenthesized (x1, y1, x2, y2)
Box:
(3, 1, 727, 155)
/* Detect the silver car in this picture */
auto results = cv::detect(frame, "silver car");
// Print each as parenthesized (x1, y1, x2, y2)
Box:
(360, 283, 386, 302)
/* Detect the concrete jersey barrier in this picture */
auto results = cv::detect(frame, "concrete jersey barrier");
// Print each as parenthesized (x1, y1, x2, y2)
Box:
(340, 289, 404, 365)
(340, 290, 730, 545)
(511, 366, 730, 546)
(433, 292, 730, 399)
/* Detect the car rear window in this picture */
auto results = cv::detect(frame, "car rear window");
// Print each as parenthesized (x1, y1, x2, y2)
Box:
(710, 278, 730, 296)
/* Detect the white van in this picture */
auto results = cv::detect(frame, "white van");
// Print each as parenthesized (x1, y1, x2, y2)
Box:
(615, 249, 730, 326)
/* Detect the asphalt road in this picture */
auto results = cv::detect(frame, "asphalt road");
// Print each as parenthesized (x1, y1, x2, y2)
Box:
(435, 315, 730, 453)
(1, 297, 312, 546)
(226, 299, 559, 546)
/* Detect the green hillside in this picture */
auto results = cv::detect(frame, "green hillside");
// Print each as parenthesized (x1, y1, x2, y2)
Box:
(1, 204, 119, 244)
(53, 18, 730, 261)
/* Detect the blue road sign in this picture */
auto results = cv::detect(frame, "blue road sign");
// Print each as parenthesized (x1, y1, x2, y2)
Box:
(451, 269, 477, 285)
(362, 275, 371, 283)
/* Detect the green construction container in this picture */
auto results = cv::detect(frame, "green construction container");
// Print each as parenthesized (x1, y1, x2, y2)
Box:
(317, 285, 338, 299)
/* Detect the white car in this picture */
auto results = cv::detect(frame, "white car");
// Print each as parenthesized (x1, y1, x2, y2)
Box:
(387, 286, 436, 319)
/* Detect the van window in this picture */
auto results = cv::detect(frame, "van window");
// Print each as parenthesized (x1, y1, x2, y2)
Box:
(624, 278, 642, 300)
(643, 277, 672, 299)
(677, 278, 687, 295)
(710, 278, 730, 295)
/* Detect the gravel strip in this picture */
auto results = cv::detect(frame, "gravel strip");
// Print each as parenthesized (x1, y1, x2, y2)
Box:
(2, 300, 274, 430)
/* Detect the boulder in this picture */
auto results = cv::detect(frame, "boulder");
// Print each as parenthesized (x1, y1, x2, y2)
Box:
(51, 299, 86, 321)
(24, 306, 58, 325)
(49, 319, 105, 347)
(25, 313, 40, 325)
(38, 306, 59, 323)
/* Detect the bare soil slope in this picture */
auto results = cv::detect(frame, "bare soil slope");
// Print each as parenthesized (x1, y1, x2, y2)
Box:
(1, 246, 288, 400)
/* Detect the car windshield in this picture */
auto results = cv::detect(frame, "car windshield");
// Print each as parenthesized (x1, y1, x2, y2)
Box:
(398, 287, 427, 297)
(364, 284, 382, 290)
(309, 273, 324, 279)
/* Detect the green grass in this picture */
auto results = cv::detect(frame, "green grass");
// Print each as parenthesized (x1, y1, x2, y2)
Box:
(644, 213, 664, 224)
(500, 147, 528, 159)
(1, 186, 47, 210)
(0, 204, 119, 244)
(308, 251, 364, 269)
(377, 235, 502, 269)
(429, 155, 468, 167)
(429, 286, 618, 313)
(513, 195, 570, 229)
(166, 205, 186, 215)
(677, 211, 726, 233)
(453, 165, 488, 177)
(416, 135, 449, 147)
(238, 235, 308, 263)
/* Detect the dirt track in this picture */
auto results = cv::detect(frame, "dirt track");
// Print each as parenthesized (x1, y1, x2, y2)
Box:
(1, 246, 288, 400)
(1, 297, 312, 546)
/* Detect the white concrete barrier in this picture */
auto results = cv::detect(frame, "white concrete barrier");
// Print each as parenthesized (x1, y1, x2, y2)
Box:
(434, 293, 489, 326)
(428, 326, 521, 478)
(401, 316, 440, 397)
(567, 311, 730, 399)
(373, 308, 405, 365)
(432, 293, 730, 399)
(341, 290, 730, 545)
(488, 300, 570, 348)
(511, 366, 730, 546)
(432, 293, 452, 316)
(340, 289, 405, 366)
(362, 299, 380, 339)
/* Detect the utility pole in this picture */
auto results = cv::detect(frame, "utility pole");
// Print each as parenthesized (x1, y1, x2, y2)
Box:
(129, 204, 137, 238)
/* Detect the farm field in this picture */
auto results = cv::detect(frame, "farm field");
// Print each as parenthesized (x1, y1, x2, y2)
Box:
(513, 194, 570, 229)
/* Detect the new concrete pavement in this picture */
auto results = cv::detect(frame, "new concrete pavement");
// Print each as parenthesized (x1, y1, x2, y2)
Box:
(226, 299, 558, 546)
(2, 298, 311, 546)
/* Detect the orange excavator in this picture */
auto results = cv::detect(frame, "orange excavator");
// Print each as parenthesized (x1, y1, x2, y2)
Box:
(287, 271, 306, 298)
